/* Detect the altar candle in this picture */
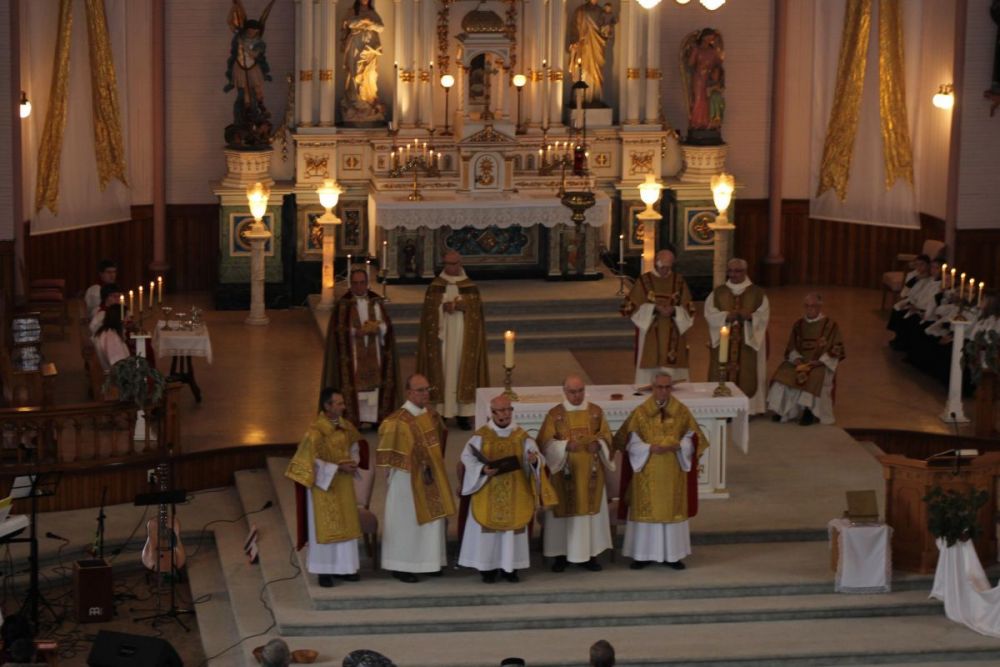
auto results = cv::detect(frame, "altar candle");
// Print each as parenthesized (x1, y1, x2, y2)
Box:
(422, 142, 427, 160)
(538, 148, 543, 163)
(157, 276, 163, 303)
(149, 281, 155, 308)
(504, 330, 515, 368)
(941, 263, 948, 289)
(382, 240, 388, 267)
(979, 282, 985, 308)
(960, 272, 967, 298)
(138, 285, 144, 313)
(129, 289, 134, 313)
(393, 62, 398, 121)
(719, 326, 730, 364)
(347, 253, 352, 270)
(619, 233, 624, 265)
(969, 278, 976, 301)
(119, 294, 125, 320)
(950, 267, 957, 290)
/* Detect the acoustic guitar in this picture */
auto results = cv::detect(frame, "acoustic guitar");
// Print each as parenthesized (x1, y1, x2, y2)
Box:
(141, 462, 186, 573)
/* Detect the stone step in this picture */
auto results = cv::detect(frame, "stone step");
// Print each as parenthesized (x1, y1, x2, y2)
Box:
(249, 616, 1000, 667)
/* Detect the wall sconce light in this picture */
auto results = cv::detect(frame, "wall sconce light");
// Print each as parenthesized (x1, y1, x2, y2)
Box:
(637, 0, 662, 8)
(932, 83, 955, 110)
(19, 92, 31, 119)
(700, 0, 726, 9)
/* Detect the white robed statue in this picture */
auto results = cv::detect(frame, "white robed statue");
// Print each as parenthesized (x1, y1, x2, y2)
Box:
(341, 0, 386, 123)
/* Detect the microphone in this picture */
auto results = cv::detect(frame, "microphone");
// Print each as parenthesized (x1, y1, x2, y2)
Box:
(45, 532, 69, 541)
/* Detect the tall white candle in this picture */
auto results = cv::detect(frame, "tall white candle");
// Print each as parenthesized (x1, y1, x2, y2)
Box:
(382, 240, 388, 267)
(969, 278, 975, 302)
(119, 294, 125, 320)
(619, 233, 625, 265)
(504, 330, 515, 368)
(941, 263, 948, 289)
(149, 281, 155, 309)
(138, 286, 144, 313)
(719, 326, 730, 364)
(979, 282, 985, 308)
(950, 268, 957, 290)
(960, 272, 966, 298)
(157, 276, 163, 304)
(129, 289, 134, 314)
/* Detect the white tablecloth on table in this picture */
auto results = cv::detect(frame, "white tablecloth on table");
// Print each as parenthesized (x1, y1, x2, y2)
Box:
(828, 518, 892, 594)
(152, 322, 213, 364)
(930, 538, 1000, 637)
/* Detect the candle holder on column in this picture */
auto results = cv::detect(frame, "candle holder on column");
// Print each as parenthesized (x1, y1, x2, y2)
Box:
(713, 363, 733, 397)
(378, 267, 391, 303)
(503, 366, 519, 401)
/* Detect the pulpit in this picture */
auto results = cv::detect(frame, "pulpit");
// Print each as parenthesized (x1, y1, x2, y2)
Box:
(879, 451, 1000, 573)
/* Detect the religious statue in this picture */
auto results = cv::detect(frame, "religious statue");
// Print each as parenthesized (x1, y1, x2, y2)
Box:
(567, 0, 617, 106)
(223, 0, 277, 149)
(341, 0, 386, 124)
(680, 28, 725, 145)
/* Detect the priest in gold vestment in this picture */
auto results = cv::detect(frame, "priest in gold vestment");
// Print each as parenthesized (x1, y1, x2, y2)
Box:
(458, 395, 557, 583)
(285, 388, 363, 587)
(614, 371, 706, 569)
(621, 249, 695, 385)
(704, 258, 770, 414)
(416, 251, 489, 429)
(539, 375, 615, 572)
(767, 293, 846, 426)
(377, 374, 456, 582)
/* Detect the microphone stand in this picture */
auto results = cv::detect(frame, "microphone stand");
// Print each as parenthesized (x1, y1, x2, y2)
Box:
(94, 486, 108, 559)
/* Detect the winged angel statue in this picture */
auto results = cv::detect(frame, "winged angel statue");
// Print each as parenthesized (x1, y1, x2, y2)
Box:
(223, 0, 277, 148)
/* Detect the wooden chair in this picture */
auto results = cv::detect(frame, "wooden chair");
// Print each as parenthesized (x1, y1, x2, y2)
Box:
(881, 239, 945, 311)
(18, 258, 68, 338)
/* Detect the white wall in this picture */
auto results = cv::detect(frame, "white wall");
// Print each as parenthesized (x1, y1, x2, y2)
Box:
(0, 0, 13, 241)
(166, 0, 295, 203)
(956, 0, 1000, 229)
(914, 0, 955, 222)
(659, 0, 774, 199)
(781, 0, 812, 200)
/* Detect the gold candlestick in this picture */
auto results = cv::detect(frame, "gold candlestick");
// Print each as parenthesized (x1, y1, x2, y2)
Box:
(713, 363, 733, 397)
(503, 365, 519, 401)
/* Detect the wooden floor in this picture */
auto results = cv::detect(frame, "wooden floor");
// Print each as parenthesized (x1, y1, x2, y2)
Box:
(44, 282, 974, 453)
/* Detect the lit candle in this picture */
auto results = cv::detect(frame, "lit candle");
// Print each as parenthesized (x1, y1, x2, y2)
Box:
(979, 282, 985, 308)
(347, 253, 352, 270)
(619, 233, 624, 265)
(960, 272, 966, 298)
(719, 326, 730, 364)
(969, 278, 975, 301)
(129, 289, 134, 313)
(138, 285, 144, 313)
(950, 267, 957, 290)
(941, 263, 948, 289)
(382, 240, 388, 267)
(393, 62, 399, 123)
(157, 276, 163, 304)
(422, 141, 427, 160)
(119, 294, 125, 320)
(504, 330, 515, 368)
(149, 281, 155, 309)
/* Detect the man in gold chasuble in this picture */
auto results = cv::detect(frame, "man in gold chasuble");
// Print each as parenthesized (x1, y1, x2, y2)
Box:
(458, 395, 558, 583)
(416, 251, 489, 430)
(285, 388, 363, 587)
(614, 372, 707, 570)
(538, 375, 615, 572)
(621, 249, 695, 386)
(376, 374, 455, 583)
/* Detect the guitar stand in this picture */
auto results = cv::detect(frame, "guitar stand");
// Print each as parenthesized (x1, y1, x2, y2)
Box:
(131, 487, 193, 631)
(10, 472, 61, 634)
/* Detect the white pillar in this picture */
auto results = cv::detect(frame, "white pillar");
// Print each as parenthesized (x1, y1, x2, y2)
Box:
(294, 0, 302, 128)
(393, 0, 403, 127)
(298, 0, 315, 126)
(425, 1, 436, 131)
(400, 1, 417, 127)
(319, 0, 337, 126)
(246, 221, 272, 326)
(624, 0, 641, 123)
(640, 213, 658, 274)
(643, 2, 660, 124)
(707, 210, 735, 288)
(318, 213, 340, 310)
(529, 0, 546, 127)
(941, 319, 971, 423)
(494, 63, 506, 120)
(548, 0, 566, 128)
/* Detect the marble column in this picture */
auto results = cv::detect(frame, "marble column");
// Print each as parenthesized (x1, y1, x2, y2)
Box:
(624, 0, 641, 124)
(400, 0, 417, 127)
(941, 319, 970, 423)
(643, 2, 660, 124)
(246, 221, 272, 326)
(319, 0, 337, 126)
(317, 213, 340, 310)
(529, 0, 546, 127)
(298, 0, 315, 126)
(393, 0, 403, 126)
(548, 0, 566, 128)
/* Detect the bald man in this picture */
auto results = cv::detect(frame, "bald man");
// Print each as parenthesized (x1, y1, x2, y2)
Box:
(537, 375, 615, 572)
(767, 293, 846, 426)
(416, 251, 489, 430)
(621, 249, 695, 385)
(458, 395, 556, 583)
(703, 258, 770, 414)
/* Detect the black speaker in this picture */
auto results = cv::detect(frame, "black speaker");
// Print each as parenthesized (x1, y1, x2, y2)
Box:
(87, 631, 183, 667)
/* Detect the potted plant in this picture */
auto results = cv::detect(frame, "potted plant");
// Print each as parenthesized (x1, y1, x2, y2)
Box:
(104, 356, 166, 452)
(923, 486, 989, 547)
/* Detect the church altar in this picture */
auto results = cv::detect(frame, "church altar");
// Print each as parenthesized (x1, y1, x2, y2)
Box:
(474, 382, 749, 499)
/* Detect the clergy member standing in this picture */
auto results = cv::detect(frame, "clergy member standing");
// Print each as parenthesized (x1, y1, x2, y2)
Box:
(538, 375, 615, 572)
(416, 251, 489, 430)
(284, 388, 363, 587)
(614, 371, 706, 570)
(458, 395, 557, 583)
(377, 373, 456, 582)
(321, 267, 400, 429)
(621, 248, 694, 385)
(703, 258, 770, 414)
(767, 293, 846, 426)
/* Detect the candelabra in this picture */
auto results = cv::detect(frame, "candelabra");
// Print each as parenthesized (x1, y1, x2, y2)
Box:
(502, 365, 519, 401)
(389, 139, 440, 201)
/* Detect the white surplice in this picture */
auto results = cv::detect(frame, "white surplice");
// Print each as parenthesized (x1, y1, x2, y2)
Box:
(351, 296, 388, 424)
(92, 329, 131, 371)
(305, 441, 361, 575)
(436, 270, 475, 418)
(703, 279, 770, 414)
(622, 427, 696, 564)
(765, 314, 840, 424)
(631, 289, 694, 386)
(380, 401, 448, 573)
(541, 400, 614, 563)
(458, 421, 543, 573)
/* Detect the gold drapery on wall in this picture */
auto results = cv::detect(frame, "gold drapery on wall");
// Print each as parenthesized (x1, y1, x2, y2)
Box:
(34, 0, 74, 216)
(35, 0, 128, 215)
(816, 0, 913, 202)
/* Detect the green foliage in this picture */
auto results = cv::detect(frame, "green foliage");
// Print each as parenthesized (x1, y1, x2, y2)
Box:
(962, 329, 1000, 386)
(923, 486, 990, 547)
(104, 356, 166, 409)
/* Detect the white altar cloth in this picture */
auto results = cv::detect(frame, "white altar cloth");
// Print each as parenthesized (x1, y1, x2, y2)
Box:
(930, 538, 1000, 637)
(828, 518, 892, 594)
(475, 383, 749, 498)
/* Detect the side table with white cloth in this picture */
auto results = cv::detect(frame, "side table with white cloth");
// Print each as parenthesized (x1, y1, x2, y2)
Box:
(828, 518, 892, 593)
(474, 383, 749, 499)
(153, 321, 213, 403)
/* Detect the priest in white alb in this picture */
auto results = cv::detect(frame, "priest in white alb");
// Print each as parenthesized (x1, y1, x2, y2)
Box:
(458, 394, 557, 583)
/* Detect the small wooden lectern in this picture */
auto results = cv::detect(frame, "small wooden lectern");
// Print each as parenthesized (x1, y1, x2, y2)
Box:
(879, 451, 1000, 573)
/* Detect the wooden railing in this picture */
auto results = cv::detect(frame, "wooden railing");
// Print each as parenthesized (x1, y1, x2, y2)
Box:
(847, 428, 1000, 461)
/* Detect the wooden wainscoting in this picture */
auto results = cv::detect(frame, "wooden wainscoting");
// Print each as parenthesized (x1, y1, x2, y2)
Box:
(955, 228, 1000, 292)
(23, 204, 219, 297)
